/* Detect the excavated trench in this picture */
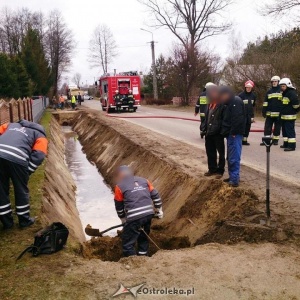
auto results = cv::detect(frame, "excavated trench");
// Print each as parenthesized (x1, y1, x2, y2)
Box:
(46, 110, 285, 262)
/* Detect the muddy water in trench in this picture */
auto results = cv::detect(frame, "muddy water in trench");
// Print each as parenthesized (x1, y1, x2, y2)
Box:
(62, 126, 119, 239)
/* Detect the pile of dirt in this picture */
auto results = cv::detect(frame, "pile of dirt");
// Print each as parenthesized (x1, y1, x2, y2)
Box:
(71, 110, 285, 258)
(83, 230, 191, 261)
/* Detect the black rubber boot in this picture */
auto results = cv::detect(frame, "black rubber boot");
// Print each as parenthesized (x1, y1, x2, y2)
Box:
(19, 216, 35, 228)
(0, 214, 14, 230)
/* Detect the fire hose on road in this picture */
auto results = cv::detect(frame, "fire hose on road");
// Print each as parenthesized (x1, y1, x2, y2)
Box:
(106, 114, 265, 133)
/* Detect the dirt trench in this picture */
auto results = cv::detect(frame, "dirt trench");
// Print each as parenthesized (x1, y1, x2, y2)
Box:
(66, 110, 286, 261)
(42, 117, 85, 243)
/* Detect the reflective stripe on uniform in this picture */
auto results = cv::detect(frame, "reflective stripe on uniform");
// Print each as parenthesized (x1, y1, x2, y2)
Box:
(270, 112, 280, 117)
(293, 104, 300, 109)
(16, 204, 29, 209)
(0, 209, 12, 215)
(16, 210, 30, 215)
(263, 102, 268, 107)
(195, 104, 200, 108)
(138, 251, 147, 255)
(0, 149, 27, 161)
(288, 138, 296, 143)
(281, 115, 297, 120)
(199, 97, 207, 104)
(268, 93, 282, 99)
(243, 137, 247, 141)
(243, 100, 248, 104)
(127, 209, 154, 219)
(273, 136, 280, 140)
(29, 161, 38, 168)
(200, 113, 205, 117)
(282, 97, 290, 105)
(283, 137, 288, 142)
(0, 144, 29, 158)
(127, 205, 153, 214)
(0, 203, 10, 209)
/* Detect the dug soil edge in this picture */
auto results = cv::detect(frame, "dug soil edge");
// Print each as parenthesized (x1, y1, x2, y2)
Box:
(72, 110, 281, 249)
(42, 117, 85, 243)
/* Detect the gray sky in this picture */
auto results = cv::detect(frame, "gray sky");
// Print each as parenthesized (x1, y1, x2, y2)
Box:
(3, 0, 285, 86)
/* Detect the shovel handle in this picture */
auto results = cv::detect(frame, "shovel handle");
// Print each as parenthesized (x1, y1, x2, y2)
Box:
(99, 223, 123, 235)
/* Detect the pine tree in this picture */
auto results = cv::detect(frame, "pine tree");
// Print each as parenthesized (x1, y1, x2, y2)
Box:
(21, 28, 51, 95)
(0, 53, 19, 98)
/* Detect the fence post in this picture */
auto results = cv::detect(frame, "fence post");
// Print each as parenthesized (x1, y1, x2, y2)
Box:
(9, 102, 13, 122)
(27, 99, 31, 121)
(30, 99, 33, 121)
(23, 101, 27, 120)
(18, 101, 21, 121)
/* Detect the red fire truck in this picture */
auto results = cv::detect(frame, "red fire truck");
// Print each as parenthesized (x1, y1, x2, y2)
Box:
(99, 72, 141, 113)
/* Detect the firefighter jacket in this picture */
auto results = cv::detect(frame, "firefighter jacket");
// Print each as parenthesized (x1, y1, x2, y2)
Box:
(0, 120, 48, 174)
(281, 88, 300, 120)
(238, 91, 256, 120)
(195, 91, 208, 118)
(127, 93, 135, 103)
(221, 96, 246, 137)
(114, 176, 162, 222)
(114, 94, 122, 104)
(200, 103, 225, 136)
(262, 86, 283, 118)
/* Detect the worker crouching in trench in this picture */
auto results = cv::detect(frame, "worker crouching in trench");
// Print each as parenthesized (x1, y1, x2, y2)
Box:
(113, 166, 163, 257)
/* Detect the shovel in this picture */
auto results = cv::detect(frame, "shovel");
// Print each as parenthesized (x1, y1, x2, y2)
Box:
(85, 223, 123, 237)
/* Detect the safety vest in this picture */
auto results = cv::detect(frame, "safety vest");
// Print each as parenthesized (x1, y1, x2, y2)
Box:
(71, 96, 76, 103)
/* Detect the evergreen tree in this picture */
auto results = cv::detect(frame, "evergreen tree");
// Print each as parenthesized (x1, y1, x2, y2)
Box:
(0, 53, 18, 98)
(21, 28, 51, 95)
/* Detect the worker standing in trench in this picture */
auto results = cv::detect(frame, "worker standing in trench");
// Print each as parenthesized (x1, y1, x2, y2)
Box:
(0, 120, 48, 229)
(113, 166, 163, 257)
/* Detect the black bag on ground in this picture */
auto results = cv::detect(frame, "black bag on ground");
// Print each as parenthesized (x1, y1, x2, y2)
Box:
(17, 222, 69, 260)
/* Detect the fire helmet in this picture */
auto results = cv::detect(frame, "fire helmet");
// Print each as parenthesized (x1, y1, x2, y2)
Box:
(205, 82, 216, 89)
(279, 78, 295, 89)
(245, 80, 255, 88)
(115, 90, 119, 93)
(271, 76, 280, 82)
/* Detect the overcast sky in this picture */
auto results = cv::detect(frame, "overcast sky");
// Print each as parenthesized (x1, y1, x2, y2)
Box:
(3, 0, 286, 86)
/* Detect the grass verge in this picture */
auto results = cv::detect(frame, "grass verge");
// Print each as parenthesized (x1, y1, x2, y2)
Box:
(0, 111, 83, 299)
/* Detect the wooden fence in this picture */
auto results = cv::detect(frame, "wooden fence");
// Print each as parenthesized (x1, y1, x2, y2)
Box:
(0, 97, 49, 125)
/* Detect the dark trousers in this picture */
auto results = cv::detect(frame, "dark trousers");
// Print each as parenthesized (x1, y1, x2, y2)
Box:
(282, 120, 296, 149)
(243, 120, 251, 141)
(122, 214, 153, 257)
(205, 134, 225, 174)
(128, 101, 134, 111)
(264, 117, 281, 141)
(116, 103, 122, 113)
(0, 158, 31, 228)
(71, 103, 76, 109)
(227, 135, 243, 184)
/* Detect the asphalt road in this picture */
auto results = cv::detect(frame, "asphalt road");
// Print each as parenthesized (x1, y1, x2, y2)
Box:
(82, 100, 300, 186)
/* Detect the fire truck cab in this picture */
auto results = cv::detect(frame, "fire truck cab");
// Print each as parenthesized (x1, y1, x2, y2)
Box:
(99, 71, 141, 113)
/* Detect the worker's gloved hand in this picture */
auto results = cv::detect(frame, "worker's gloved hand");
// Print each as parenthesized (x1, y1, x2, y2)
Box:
(155, 207, 163, 219)
(120, 218, 126, 224)
(200, 131, 206, 139)
(251, 118, 255, 123)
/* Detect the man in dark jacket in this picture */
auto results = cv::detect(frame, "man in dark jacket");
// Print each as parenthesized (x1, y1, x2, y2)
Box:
(77, 92, 82, 106)
(279, 78, 300, 151)
(127, 89, 135, 112)
(238, 80, 256, 145)
(220, 87, 246, 187)
(114, 166, 163, 257)
(0, 120, 48, 229)
(195, 82, 216, 133)
(200, 86, 225, 178)
(261, 76, 282, 146)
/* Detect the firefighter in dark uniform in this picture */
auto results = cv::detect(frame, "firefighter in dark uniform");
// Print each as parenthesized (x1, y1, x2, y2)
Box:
(195, 82, 216, 134)
(238, 80, 256, 145)
(279, 78, 300, 151)
(260, 76, 282, 146)
(114, 90, 122, 113)
(114, 166, 163, 257)
(127, 89, 135, 112)
(0, 120, 48, 229)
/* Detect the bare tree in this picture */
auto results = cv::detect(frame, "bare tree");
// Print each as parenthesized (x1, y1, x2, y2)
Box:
(88, 24, 118, 74)
(44, 10, 73, 96)
(72, 73, 82, 88)
(139, 0, 232, 50)
(263, 0, 300, 15)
